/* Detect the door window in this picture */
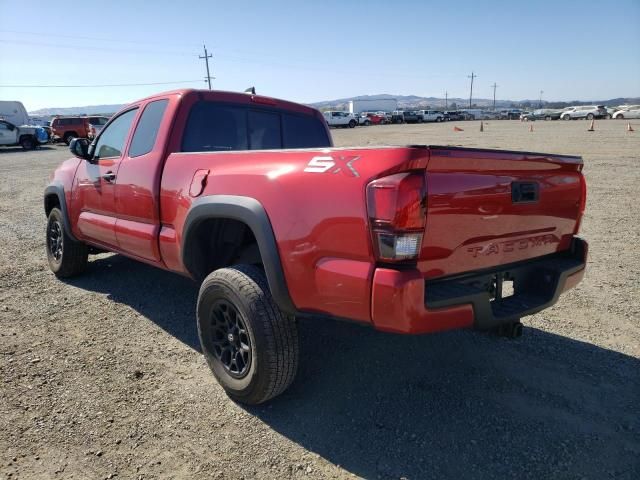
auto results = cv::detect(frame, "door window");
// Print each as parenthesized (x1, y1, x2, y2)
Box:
(129, 100, 168, 157)
(94, 109, 138, 160)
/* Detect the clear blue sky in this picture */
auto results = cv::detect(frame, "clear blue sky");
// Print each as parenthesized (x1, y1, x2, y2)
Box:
(1, 0, 639, 111)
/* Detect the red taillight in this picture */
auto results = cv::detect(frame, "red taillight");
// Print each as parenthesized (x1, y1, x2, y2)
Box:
(574, 174, 587, 234)
(366, 171, 426, 262)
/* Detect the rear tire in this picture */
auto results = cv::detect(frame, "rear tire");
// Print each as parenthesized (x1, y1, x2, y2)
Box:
(63, 132, 78, 145)
(348, 119, 356, 128)
(197, 265, 299, 405)
(46, 208, 88, 278)
(586, 113, 594, 120)
(20, 136, 36, 150)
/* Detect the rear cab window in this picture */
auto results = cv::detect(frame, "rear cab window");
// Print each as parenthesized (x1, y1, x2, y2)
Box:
(181, 101, 330, 152)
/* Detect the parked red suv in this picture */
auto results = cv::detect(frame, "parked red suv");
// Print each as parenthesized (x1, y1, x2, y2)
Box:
(51, 116, 109, 145)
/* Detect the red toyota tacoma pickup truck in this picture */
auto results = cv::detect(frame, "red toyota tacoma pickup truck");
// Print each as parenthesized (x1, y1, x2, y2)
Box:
(44, 89, 587, 404)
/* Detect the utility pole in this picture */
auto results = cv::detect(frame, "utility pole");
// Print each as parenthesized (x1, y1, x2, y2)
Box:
(199, 44, 213, 90)
(468, 71, 477, 108)
(491, 82, 498, 111)
(445, 91, 448, 109)
(539, 90, 544, 108)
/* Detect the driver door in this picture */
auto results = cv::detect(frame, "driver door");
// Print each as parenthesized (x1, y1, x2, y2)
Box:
(73, 108, 138, 247)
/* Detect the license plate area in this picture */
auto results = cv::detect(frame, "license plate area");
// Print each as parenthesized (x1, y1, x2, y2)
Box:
(489, 272, 515, 302)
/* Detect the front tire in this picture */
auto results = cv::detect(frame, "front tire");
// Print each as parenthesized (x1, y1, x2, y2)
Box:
(46, 208, 88, 277)
(348, 119, 356, 128)
(197, 265, 299, 405)
(586, 113, 594, 120)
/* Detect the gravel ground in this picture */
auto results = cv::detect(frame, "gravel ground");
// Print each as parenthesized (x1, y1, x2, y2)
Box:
(1, 119, 639, 479)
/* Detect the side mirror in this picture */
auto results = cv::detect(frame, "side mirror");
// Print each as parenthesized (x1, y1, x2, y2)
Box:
(69, 138, 92, 161)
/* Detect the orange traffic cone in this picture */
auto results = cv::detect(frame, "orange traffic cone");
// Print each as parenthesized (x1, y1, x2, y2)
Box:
(587, 119, 595, 131)
(627, 122, 634, 132)
(454, 126, 464, 132)
(528, 124, 533, 132)
(480, 121, 484, 132)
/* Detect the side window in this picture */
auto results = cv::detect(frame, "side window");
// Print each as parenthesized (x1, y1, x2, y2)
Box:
(0, 123, 8, 130)
(182, 102, 248, 152)
(248, 110, 281, 149)
(282, 113, 330, 149)
(94, 109, 138, 159)
(129, 100, 168, 157)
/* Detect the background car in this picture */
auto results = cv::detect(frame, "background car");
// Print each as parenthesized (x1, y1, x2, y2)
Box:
(390, 111, 405, 124)
(444, 111, 464, 121)
(363, 112, 387, 125)
(482, 111, 501, 120)
(51, 115, 110, 144)
(520, 109, 562, 121)
(500, 109, 523, 120)
(401, 110, 422, 123)
(560, 105, 608, 120)
(612, 105, 640, 119)
(323, 111, 358, 128)
(355, 113, 371, 126)
(417, 110, 445, 122)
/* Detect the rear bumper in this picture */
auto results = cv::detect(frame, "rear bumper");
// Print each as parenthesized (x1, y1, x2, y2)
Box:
(371, 237, 588, 334)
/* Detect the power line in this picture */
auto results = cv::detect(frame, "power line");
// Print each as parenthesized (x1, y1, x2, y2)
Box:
(0, 80, 203, 88)
(199, 44, 214, 90)
(468, 71, 477, 108)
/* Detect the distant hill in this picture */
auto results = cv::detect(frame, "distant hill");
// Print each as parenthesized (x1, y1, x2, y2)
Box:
(28, 104, 126, 116)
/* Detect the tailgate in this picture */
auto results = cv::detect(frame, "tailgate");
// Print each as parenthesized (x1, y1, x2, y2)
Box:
(419, 146, 585, 279)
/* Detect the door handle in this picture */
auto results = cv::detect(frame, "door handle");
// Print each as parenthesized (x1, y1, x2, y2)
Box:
(102, 171, 116, 183)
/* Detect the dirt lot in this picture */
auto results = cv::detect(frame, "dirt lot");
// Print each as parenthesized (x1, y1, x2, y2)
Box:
(1, 119, 639, 480)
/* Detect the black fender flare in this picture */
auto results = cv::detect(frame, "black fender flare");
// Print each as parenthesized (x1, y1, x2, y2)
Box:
(44, 182, 79, 242)
(182, 195, 297, 315)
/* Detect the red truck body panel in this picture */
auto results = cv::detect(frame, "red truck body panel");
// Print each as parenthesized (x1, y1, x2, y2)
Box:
(48, 89, 587, 335)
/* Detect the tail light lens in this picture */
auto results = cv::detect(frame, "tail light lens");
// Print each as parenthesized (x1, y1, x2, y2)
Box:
(574, 174, 587, 234)
(366, 172, 426, 262)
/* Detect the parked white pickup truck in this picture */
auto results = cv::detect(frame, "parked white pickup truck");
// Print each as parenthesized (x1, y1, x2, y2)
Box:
(0, 120, 48, 150)
(417, 110, 445, 122)
(323, 111, 358, 128)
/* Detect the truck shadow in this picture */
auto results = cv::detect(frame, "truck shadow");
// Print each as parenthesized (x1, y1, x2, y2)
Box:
(67, 254, 640, 480)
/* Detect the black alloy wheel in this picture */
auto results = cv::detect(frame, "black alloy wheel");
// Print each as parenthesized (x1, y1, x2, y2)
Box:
(48, 219, 64, 262)
(209, 299, 252, 378)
